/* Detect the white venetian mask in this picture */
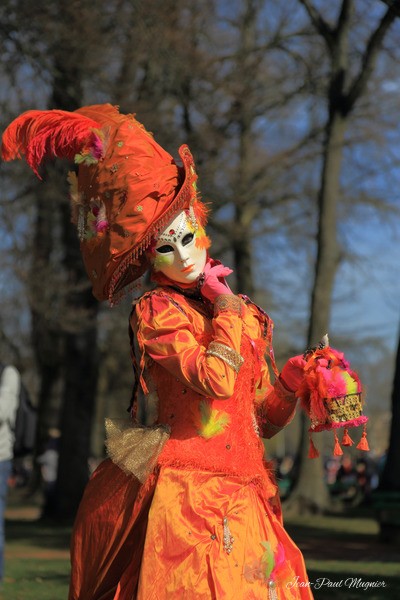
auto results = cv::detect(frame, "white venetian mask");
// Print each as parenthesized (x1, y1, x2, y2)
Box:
(151, 210, 208, 284)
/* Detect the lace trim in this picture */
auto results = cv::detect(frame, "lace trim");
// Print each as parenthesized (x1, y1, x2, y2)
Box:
(214, 294, 243, 316)
(206, 342, 244, 373)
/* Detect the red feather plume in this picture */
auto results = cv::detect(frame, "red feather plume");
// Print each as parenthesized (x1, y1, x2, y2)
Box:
(1, 109, 101, 177)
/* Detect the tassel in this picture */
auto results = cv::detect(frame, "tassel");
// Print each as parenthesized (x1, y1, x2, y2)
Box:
(308, 434, 320, 458)
(333, 431, 343, 456)
(341, 428, 354, 447)
(1, 109, 101, 177)
(356, 425, 370, 451)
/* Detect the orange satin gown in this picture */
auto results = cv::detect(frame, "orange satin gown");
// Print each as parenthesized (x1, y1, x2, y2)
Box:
(69, 289, 314, 600)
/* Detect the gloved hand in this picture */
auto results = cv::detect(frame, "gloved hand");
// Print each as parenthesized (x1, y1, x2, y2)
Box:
(200, 261, 233, 303)
(279, 355, 306, 394)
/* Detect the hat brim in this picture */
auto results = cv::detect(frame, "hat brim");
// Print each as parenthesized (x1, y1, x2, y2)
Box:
(107, 144, 197, 304)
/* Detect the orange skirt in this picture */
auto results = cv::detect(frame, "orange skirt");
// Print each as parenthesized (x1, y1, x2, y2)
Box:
(136, 467, 313, 600)
(69, 462, 313, 600)
(69, 459, 156, 600)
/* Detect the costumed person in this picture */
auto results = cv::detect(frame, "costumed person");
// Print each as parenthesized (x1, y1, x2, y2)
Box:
(1, 104, 314, 599)
(0, 362, 20, 584)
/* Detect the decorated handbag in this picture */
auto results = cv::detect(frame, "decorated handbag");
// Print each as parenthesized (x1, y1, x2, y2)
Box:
(297, 335, 369, 458)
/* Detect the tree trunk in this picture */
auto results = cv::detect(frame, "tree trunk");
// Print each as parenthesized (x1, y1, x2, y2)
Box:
(374, 326, 400, 542)
(232, 0, 257, 297)
(285, 112, 345, 514)
(29, 175, 64, 496)
(43, 20, 99, 517)
(379, 331, 400, 491)
(56, 296, 98, 518)
(288, 0, 395, 515)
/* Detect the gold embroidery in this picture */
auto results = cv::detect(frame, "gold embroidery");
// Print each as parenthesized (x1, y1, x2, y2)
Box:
(206, 341, 244, 373)
(214, 294, 243, 315)
(325, 393, 363, 424)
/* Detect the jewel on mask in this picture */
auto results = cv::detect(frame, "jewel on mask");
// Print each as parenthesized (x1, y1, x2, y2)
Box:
(158, 212, 187, 244)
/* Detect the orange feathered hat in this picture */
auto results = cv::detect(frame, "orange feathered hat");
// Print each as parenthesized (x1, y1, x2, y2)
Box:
(1, 103, 205, 303)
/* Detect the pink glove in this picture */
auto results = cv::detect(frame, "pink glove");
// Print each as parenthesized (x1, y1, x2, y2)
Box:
(200, 262, 233, 303)
(279, 355, 306, 393)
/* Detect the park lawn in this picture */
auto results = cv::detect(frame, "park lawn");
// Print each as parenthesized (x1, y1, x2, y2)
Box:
(285, 514, 400, 600)
(3, 557, 70, 600)
(2, 511, 400, 599)
(4, 518, 71, 600)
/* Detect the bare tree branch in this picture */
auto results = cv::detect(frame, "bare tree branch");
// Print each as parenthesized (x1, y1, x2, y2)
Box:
(379, 0, 400, 18)
(298, 0, 335, 51)
(345, 7, 397, 112)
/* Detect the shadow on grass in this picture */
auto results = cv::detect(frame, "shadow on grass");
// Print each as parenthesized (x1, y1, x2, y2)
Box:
(285, 513, 400, 600)
(285, 511, 400, 564)
(5, 518, 72, 551)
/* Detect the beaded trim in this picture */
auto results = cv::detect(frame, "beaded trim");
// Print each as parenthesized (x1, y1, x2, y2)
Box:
(206, 342, 244, 373)
(108, 146, 197, 303)
(214, 294, 243, 316)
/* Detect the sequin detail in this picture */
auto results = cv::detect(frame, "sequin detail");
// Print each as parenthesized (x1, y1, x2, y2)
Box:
(223, 517, 234, 554)
(206, 342, 244, 373)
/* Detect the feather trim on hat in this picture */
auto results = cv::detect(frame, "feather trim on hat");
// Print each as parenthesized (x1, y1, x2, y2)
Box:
(1, 110, 102, 177)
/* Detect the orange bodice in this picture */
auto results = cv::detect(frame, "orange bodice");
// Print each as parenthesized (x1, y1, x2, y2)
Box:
(131, 287, 297, 491)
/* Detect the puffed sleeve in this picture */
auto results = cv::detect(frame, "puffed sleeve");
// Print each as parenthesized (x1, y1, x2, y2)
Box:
(132, 292, 245, 400)
(258, 378, 298, 439)
(247, 304, 298, 439)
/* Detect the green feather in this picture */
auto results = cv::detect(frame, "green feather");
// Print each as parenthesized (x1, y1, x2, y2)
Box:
(198, 400, 230, 439)
(260, 541, 275, 579)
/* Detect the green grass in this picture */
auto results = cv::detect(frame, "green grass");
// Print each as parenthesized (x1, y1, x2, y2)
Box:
(285, 513, 400, 600)
(4, 519, 71, 600)
(3, 558, 70, 600)
(3, 506, 400, 599)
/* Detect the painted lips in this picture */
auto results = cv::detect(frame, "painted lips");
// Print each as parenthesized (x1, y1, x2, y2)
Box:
(181, 264, 195, 273)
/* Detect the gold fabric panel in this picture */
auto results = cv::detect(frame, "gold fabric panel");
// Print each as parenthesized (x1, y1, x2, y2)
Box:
(105, 418, 171, 483)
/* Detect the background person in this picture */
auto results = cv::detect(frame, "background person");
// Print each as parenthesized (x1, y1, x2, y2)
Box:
(0, 362, 20, 583)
